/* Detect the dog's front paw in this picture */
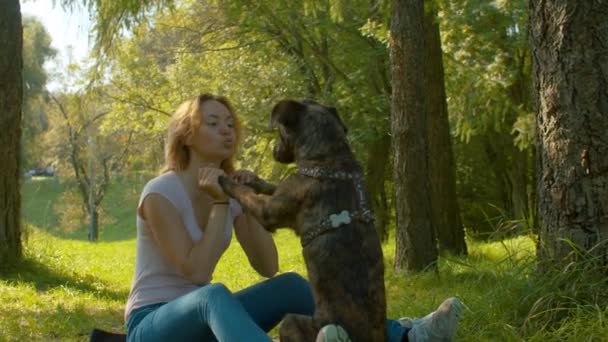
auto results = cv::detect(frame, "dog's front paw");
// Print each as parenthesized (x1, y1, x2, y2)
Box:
(218, 175, 236, 196)
(245, 177, 275, 195)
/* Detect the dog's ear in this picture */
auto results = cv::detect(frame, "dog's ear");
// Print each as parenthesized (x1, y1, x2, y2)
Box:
(271, 100, 306, 130)
(327, 106, 348, 135)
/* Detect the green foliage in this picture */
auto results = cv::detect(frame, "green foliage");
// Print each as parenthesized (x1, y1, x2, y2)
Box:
(521, 249, 608, 339)
(22, 16, 56, 98)
(41, 81, 139, 238)
(103, 0, 311, 178)
(59, 0, 176, 58)
(435, 0, 537, 231)
(47, 1, 399, 232)
(439, 0, 532, 142)
(45, 90, 118, 177)
(453, 136, 503, 233)
(213, 0, 394, 157)
(21, 16, 57, 170)
(359, 19, 389, 46)
(512, 112, 535, 151)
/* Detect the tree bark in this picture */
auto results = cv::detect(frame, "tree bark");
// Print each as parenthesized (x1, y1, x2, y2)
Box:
(390, 0, 437, 271)
(530, 0, 608, 267)
(88, 209, 99, 242)
(423, 4, 467, 255)
(0, 0, 23, 268)
(366, 133, 391, 241)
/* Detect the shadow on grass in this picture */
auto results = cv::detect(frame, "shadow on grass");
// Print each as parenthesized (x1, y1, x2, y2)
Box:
(0, 256, 129, 302)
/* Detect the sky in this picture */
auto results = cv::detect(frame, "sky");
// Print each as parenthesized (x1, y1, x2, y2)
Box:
(20, 0, 93, 89)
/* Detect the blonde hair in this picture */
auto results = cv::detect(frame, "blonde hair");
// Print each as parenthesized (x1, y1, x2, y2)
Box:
(161, 93, 243, 175)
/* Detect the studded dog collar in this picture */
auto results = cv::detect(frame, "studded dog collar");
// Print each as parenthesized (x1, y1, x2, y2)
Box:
(297, 166, 375, 247)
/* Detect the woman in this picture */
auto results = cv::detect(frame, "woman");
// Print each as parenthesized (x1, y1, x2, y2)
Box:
(125, 93, 461, 342)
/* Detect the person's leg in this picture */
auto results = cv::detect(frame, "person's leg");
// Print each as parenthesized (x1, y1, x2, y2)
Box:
(128, 283, 271, 342)
(234, 273, 463, 342)
(327, 300, 462, 342)
(386, 319, 409, 342)
(400, 297, 463, 342)
(235, 272, 411, 342)
(234, 272, 315, 332)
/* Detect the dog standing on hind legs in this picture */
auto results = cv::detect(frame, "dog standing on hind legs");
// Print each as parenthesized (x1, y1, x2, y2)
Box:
(218, 99, 386, 341)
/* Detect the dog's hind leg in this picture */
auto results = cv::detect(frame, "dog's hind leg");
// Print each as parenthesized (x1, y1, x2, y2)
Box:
(279, 314, 318, 342)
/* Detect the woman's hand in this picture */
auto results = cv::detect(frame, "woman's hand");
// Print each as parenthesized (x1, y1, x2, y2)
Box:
(199, 167, 229, 200)
(232, 169, 259, 185)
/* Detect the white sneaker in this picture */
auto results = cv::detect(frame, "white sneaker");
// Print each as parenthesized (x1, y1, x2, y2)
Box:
(402, 297, 462, 342)
(315, 324, 351, 342)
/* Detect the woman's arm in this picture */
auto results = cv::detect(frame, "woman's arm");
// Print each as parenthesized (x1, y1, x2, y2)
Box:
(230, 169, 279, 277)
(142, 194, 230, 285)
(234, 212, 279, 277)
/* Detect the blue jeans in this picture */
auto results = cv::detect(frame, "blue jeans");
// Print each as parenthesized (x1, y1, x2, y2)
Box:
(127, 272, 407, 342)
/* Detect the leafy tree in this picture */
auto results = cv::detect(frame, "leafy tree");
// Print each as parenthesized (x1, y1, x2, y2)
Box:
(46, 86, 134, 241)
(22, 17, 56, 98)
(21, 16, 57, 170)
(0, 0, 23, 267)
(530, 0, 608, 267)
(103, 1, 307, 175)
(439, 0, 534, 235)
(390, 0, 437, 271)
(59, 0, 176, 58)
(424, 3, 467, 255)
(216, 0, 397, 239)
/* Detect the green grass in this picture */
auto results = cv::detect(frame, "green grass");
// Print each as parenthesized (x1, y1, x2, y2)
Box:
(2, 177, 607, 341)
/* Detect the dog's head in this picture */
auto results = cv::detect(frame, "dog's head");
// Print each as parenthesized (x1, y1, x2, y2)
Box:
(270, 99, 349, 163)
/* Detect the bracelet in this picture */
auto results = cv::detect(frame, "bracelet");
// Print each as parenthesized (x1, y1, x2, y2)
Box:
(213, 201, 230, 205)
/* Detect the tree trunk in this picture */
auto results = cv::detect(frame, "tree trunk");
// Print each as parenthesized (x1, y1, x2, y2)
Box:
(390, 0, 437, 271)
(423, 4, 467, 255)
(88, 209, 99, 242)
(530, 0, 608, 267)
(508, 147, 531, 227)
(0, 0, 23, 268)
(366, 133, 391, 241)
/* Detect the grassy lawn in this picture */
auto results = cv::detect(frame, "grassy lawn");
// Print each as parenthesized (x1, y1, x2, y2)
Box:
(1, 177, 606, 341)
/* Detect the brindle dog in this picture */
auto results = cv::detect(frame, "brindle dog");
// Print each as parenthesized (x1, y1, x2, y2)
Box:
(218, 99, 386, 342)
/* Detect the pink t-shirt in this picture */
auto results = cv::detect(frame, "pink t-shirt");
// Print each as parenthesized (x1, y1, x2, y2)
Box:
(124, 171, 241, 321)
